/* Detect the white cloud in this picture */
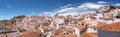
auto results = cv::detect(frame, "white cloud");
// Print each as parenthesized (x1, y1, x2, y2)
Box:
(58, 7, 75, 13)
(43, 2, 107, 15)
(57, 2, 105, 13)
(78, 3, 105, 9)
(61, 4, 72, 8)
(115, 3, 120, 6)
(97, 1, 106, 4)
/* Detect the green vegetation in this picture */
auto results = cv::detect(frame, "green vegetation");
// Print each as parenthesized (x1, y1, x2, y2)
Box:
(0, 15, 26, 25)
(109, 5, 116, 9)
(10, 15, 25, 20)
(96, 11, 100, 13)
(116, 14, 120, 18)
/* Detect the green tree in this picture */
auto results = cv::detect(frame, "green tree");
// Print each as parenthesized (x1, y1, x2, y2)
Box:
(116, 14, 120, 18)
(109, 5, 116, 9)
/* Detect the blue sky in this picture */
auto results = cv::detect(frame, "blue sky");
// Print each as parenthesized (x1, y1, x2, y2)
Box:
(0, 0, 120, 20)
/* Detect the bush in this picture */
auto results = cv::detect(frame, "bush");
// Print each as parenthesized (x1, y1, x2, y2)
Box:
(116, 14, 120, 18)
(109, 6, 116, 9)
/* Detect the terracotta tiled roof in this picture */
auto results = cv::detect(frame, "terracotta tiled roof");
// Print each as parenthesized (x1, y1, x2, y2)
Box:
(53, 34, 77, 37)
(16, 30, 41, 37)
(81, 32, 97, 37)
(52, 29, 66, 35)
(0, 34, 7, 37)
(53, 34, 63, 37)
(102, 17, 113, 20)
(65, 34, 77, 37)
(76, 25, 86, 29)
(97, 21, 106, 28)
(98, 22, 120, 32)
(67, 28, 75, 31)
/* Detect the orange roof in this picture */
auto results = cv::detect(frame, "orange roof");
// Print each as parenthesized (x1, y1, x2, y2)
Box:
(102, 17, 113, 20)
(0, 34, 7, 37)
(99, 22, 120, 32)
(52, 29, 66, 35)
(53, 34, 77, 37)
(65, 34, 77, 37)
(53, 34, 63, 37)
(16, 30, 41, 37)
(76, 25, 86, 29)
(67, 28, 75, 31)
(97, 21, 106, 28)
(81, 32, 97, 37)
